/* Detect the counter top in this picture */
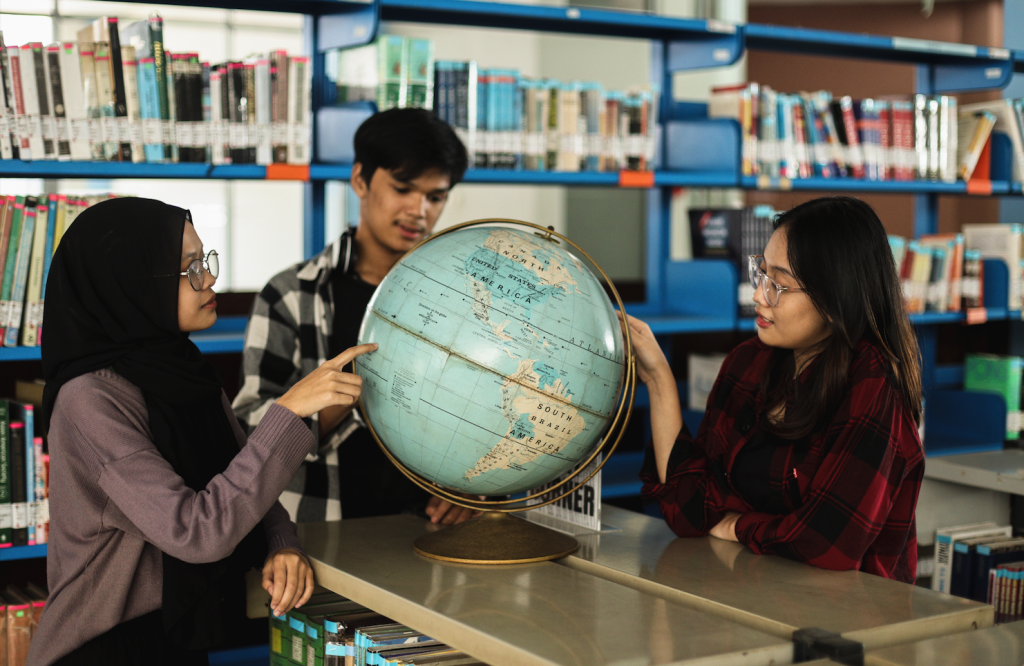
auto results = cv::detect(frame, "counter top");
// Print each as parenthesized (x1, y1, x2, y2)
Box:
(559, 505, 992, 650)
(297, 515, 795, 666)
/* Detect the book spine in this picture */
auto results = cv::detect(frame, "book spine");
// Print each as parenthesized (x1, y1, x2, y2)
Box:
(121, 46, 145, 163)
(271, 51, 289, 164)
(93, 42, 119, 161)
(0, 33, 16, 159)
(33, 437, 46, 545)
(77, 43, 102, 160)
(45, 45, 71, 160)
(7, 47, 29, 158)
(0, 196, 14, 306)
(244, 61, 256, 164)
(0, 399, 10, 547)
(31, 44, 56, 159)
(255, 57, 272, 165)
(287, 57, 310, 165)
(171, 54, 191, 162)
(5, 200, 37, 347)
(104, 17, 133, 161)
(58, 43, 90, 160)
(20, 201, 48, 347)
(137, 57, 162, 161)
(0, 198, 24, 340)
(9, 422, 26, 546)
(40, 194, 60, 339)
(18, 45, 45, 160)
(194, 56, 208, 163)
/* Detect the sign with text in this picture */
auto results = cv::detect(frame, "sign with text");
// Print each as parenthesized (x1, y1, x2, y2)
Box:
(526, 454, 601, 532)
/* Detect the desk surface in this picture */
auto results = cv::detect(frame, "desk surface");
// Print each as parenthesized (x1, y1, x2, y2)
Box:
(297, 516, 794, 666)
(864, 620, 1024, 666)
(560, 505, 992, 650)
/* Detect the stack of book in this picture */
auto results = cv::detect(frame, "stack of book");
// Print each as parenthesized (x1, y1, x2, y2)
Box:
(330, 35, 658, 173)
(1, 583, 48, 666)
(710, 84, 1024, 183)
(1, 391, 49, 553)
(687, 205, 778, 316)
(0, 18, 312, 166)
(0, 194, 108, 349)
(272, 589, 487, 666)
(933, 522, 1024, 622)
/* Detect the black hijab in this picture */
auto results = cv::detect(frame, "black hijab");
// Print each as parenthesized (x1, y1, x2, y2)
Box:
(42, 197, 265, 650)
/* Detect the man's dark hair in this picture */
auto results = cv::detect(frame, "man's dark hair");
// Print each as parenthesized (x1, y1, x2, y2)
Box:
(353, 107, 469, 188)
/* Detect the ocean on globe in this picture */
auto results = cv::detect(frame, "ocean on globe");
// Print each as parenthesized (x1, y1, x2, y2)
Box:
(354, 224, 626, 496)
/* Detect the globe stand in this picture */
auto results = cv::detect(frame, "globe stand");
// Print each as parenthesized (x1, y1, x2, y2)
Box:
(413, 512, 578, 565)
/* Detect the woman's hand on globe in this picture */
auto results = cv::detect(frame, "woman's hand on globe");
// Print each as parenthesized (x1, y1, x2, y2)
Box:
(618, 311, 673, 389)
(277, 343, 378, 419)
(426, 494, 484, 525)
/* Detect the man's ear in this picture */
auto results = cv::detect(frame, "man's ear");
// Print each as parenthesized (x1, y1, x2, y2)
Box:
(351, 163, 369, 198)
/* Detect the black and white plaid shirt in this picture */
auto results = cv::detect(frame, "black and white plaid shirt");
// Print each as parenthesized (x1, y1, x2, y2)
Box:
(232, 230, 364, 523)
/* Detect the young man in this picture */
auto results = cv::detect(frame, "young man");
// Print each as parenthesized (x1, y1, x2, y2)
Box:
(233, 108, 472, 525)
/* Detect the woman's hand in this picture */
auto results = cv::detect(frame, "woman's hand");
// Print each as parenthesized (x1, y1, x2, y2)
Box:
(618, 311, 672, 389)
(277, 343, 377, 419)
(426, 494, 483, 525)
(709, 512, 742, 542)
(263, 548, 315, 617)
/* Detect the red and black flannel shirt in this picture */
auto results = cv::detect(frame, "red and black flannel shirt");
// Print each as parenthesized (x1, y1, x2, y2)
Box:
(640, 337, 924, 583)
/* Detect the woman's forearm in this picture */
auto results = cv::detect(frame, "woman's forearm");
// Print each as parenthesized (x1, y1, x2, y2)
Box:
(647, 371, 683, 484)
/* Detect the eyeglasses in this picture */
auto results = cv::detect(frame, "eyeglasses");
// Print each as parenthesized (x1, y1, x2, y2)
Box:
(748, 255, 804, 308)
(180, 249, 219, 291)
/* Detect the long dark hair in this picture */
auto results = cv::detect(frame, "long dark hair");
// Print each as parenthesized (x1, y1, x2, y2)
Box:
(760, 196, 922, 439)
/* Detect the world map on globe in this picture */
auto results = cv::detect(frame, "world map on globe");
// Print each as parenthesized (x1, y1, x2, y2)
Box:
(355, 225, 625, 496)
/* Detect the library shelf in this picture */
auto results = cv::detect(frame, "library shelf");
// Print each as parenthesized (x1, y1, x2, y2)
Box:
(0, 160, 270, 180)
(924, 450, 1024, 497)
(0, 544, 47, 561)
(740, 175, 1015, 195)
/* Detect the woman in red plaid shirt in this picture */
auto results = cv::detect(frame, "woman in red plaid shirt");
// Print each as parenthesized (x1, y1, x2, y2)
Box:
(629, 196, 924, 582)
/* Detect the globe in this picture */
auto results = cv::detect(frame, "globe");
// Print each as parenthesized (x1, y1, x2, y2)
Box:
(355, 222, 626, 498)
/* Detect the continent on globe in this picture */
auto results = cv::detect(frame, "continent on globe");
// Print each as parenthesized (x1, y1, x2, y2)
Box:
(465, 358, 585, 480)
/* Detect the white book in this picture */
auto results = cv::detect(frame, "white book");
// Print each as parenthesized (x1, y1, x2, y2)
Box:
(960, 99, 1024, 182)
(209, 68, 226, 165)
(16, 45, 45, 161)
(6, 46, 29, 158)
(963, 224, 1024, 311)
(286, 56, 311, 165)
(939, 96, 957, 184)
(255, 55, 272, 166)
(59, 42, 90, 160)
(121, 46, 144, 163)
(933, 523, 1011, 594)
(21, 200, 48, 346)
(0, 37, 13, 159)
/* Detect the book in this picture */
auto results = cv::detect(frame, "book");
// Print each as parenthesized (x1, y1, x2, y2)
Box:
(7, 422, 26, 547)
(934, 523, 1006, 595)
(77, 41, 103, 160)
(270, 50, 289, 163)
(952, 534, 1009, 599)
(57, 42, 90, 160)
(964, 223, 1024, 312)
(80, 17, 132, 161)
(0, 196, 23, 341)
(0, 31, 16, 159)
(961, 99, 1024, 181)
(43, 44, 70, 160)
(122, 16, 165, 162)
(10, 403, 34, 547)
(19, 198, 48, 346)
(3, 198, 37, 348)
(32, 437, 46, 545)
(975, 538, 1024, 603)
(964, 354, 1023, 440)
(287, 56, 311, 166)
(121, 45, 145, 163)
(16, 44, 45, 161)
(958, 109, 997, 181)
(0, 399, 10, 547)
(404, 38, 433, 111)
(28, 43, 57, 160)
(91, 41, 118, 160)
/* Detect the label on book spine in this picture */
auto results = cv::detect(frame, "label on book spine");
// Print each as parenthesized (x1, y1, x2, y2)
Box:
(291, 636, 303, 662)
(87, 119, 102, 145)
(177, 122, 194, 148)
(162, 120, 175, 146)
(55, 118, 70, 143)
(117, 117, 131, 144)
(40, 116, 57, 143)
(8, 302, 23, 331)
(35, 499, 48, 524)
(194, 122, 208, 149)
(101, 116, 118, 143)
(11, 502, 28, 530)
(0, 505, 11, 531)
(0, 301, 9, 327)
(143, 118, 162, 145)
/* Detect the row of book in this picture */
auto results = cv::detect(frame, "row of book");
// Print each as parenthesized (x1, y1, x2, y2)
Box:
(332, 34, 658, 172)
(933, 522, 1024, 623)
(0, 195, 103, 349)
(272, 589, 487, 666)
(0, 17, 312, 166)
(1, 583, 47, 666)
(0, 388, 49, 551)
(887, 233, 976, 315)
(709, 84, 1024, 183)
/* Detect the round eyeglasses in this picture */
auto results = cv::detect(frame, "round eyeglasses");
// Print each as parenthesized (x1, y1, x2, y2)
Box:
(748, 255, 805, 308)
(180, 249, 219, 291)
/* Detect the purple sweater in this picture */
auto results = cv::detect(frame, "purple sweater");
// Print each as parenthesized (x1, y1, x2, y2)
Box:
(27, 369, 315, 666)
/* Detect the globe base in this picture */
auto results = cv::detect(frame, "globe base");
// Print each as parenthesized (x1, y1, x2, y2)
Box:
(413, 511, 579, 565)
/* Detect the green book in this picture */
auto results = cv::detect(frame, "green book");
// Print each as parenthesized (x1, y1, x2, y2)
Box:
(377, 36, 406, 111)
(0, 196, 25, 342)
(403, 38, 433, 110)
(0, 399, 10, 546)
(965, 354, 1023, 440)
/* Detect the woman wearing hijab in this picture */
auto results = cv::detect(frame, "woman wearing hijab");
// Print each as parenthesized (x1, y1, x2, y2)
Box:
(27, 198, 376, 666)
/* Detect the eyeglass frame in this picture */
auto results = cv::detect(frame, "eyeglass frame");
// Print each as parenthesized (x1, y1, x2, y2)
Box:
(178, 249, 219, 291)
(747, 254, 805, 308)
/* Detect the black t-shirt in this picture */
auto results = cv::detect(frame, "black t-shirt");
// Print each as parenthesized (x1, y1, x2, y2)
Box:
(329, 262, 432, 519)
(730, 428, 794, 516)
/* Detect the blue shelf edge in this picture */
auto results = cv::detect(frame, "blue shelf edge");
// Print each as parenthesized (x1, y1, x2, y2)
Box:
(208, 645, 269, 665)
(0, 544, 47, 561)
(740, 175, 1017, 195)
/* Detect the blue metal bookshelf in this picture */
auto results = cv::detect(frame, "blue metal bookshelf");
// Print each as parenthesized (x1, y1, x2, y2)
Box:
(0, 544, 47, 562)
